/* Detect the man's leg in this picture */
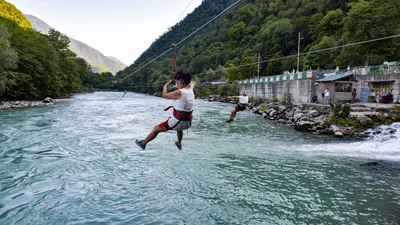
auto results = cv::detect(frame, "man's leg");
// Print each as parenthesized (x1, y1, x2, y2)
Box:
(142, 125, 167, 145)
(176, 130, 183, 146)
(229, 109, 237, 121)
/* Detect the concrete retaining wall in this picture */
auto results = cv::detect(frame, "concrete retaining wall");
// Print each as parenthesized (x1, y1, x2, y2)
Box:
(241, 72, 400, 104)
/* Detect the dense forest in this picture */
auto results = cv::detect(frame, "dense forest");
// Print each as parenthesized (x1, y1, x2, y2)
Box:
(1, 0, 400, 99)
(0, 0, 113, 100)
(114, 0, 400, 96)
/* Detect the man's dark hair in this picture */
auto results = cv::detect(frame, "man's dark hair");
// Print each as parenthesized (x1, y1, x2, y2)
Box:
(175, 70, 192, 85)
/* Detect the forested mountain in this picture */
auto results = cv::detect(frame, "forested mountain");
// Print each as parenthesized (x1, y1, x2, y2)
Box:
(0, 0, 31, 28)
(115, 0, 400, 94)
(0, 0, 114, 100)
(25, 14, 126, 74)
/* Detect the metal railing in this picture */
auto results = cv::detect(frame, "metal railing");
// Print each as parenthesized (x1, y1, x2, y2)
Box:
(240, 62, 400, 84)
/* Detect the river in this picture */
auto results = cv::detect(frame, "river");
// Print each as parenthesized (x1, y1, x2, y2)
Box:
(1, 92, 399, 224)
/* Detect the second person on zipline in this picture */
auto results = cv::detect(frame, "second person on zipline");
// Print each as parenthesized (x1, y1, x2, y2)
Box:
(136, 70, 195, 150)
(226, 90, 248, 122)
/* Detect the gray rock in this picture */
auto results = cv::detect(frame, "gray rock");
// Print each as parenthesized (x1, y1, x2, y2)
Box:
(269, 109, 277, 117)
(300, 117, 311, 122)
(330, 125, 344, 137)
(309, 110, 320, 117)
(43, 97, 53, 103)
(294, 108, 302, 114)
(262, 112, 268, 119)
(279, 106, 287, 113)
(311, 115, 328, 125)
(355, 115, 372, 124)
(303, 113, 314, 119)
(277, 119, 286, 124)
(285, 110, 294, 119)
(293, 113, 304, 122)
(294, 121, 313, 131)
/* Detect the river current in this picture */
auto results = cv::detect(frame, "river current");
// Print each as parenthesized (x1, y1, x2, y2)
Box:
(1, 92, 399, 224)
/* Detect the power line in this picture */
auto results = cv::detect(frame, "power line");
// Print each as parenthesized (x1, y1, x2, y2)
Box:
(193, 33, 400, 76)
(119, 0, 242, 83)
(119, 48, 171, 82)
(120, 33, 400, 89)
(174, 0, 196, 25)
(175, 0, 242, 47)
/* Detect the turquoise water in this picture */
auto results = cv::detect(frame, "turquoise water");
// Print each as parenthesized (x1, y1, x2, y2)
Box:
(1, 92, 399, 224)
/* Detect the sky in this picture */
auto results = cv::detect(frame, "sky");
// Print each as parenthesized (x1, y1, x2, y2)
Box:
(7, 0, 203, 66)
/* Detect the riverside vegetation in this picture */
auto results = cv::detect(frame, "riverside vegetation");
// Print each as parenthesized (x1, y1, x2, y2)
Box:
(0, 0, 116, 101)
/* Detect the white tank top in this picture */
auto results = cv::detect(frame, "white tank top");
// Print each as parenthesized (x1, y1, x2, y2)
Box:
(239, 96, 248, 104)
(173, 88, 194, 112)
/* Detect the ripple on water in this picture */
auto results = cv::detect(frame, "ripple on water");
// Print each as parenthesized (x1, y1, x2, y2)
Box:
(0, 92, 400, 224)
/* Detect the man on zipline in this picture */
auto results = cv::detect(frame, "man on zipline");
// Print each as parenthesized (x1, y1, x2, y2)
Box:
(226, 90, 248, 122)
(136, 70, 195, 150)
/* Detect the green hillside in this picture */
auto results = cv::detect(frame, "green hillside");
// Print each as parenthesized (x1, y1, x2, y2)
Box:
(115, 0, 400, 94)
(0, 0, 113, 100)
(0, 0, 31, 28)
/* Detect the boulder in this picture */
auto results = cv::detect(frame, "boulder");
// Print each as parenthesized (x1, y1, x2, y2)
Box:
(277, 119, 286, 124)
(262, 112, 268, 119)
(285, 109, 294, 119)
(293, 113, 304, 122)
(309, 110, 320, 117)
(269, 109, 277, 117)
(330, 125, 344, 137)
(43, 97, 53, 103)
(294, 121, 313, 131)
(279, 105, 287, 113)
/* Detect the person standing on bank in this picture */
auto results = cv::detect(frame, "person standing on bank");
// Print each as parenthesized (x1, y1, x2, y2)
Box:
(135, 70, 196, 150)
(226, 91, 249, 122)
(324, 88, 330, 104)
(352, 88, 357, 103)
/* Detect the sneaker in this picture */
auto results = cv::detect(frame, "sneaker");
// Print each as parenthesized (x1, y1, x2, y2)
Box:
(135, 139, 146, 150)
(225, 119, 233, 123)
(175, 141, 182, 150)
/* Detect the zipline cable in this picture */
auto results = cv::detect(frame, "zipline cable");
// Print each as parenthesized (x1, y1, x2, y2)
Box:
(119, 0, 243, 82)
(121, 33, 400, 89)
(174, 0, 196, 25)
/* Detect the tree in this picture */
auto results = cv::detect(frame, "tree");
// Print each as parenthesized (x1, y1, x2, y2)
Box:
(0, 22, 17, 72)
(305, 36, 339, 69)
(343, 0, 400, 64)
(0, 21, 18, 95)
(316, 9, 345, 39)
(48, 28, 70, 52)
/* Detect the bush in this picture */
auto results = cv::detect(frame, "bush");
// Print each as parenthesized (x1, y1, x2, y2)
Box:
(329, 101, 350, 118)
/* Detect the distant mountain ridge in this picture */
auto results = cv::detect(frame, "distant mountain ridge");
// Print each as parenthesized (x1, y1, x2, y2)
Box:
(25, 14, 126, 74)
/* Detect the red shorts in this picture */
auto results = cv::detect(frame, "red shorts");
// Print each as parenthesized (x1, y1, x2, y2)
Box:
(235, 104, 246, 111)
(158, 120, 171, 130)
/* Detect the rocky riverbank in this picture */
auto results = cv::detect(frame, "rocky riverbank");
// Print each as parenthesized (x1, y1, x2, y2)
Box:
(0, 97, 56, 110)
(202, 95, 400, 138)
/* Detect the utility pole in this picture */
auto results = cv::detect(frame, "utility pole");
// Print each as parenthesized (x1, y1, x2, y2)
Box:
(257, 53, 261, 79)
(297, 32, 300, 73)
